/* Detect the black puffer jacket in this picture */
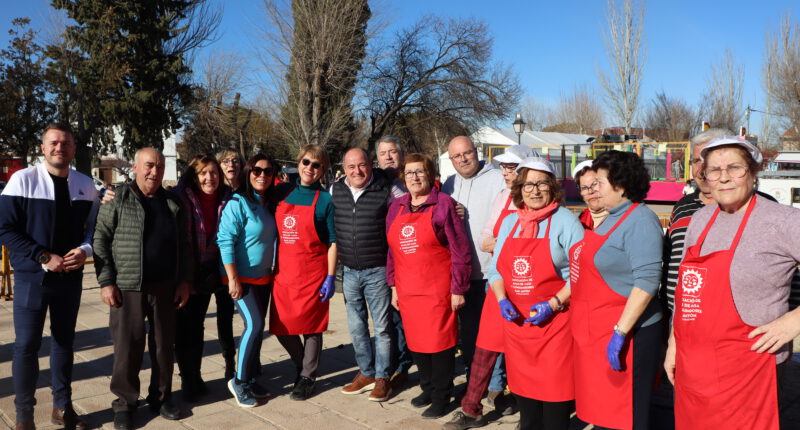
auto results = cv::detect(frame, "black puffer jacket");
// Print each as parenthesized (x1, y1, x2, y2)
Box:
(331, 168, 394, 270)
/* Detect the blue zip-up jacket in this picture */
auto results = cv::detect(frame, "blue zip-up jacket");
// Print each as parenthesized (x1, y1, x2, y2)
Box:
(217, 191, 277, 281)
(0, 163, 98, 283)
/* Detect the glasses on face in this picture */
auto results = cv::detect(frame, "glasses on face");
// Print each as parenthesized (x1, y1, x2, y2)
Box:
(522, 181, 551, 193)
(301, 158, 322, 170)
(703, 164, 748, 181)
(251, 166, 274, 177)
(500, 163, 518, 172)
(404, 169, 427, 178)
(578, 181, 599, 194)
(221, 158, 240, 165)
(450, 149, 476, 161)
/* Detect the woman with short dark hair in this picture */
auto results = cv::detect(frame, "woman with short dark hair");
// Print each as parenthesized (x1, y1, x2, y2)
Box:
(570, 150, 665, 429)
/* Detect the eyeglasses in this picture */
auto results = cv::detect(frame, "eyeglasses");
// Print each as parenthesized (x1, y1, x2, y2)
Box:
(301, 158, 322, 170)
(404, 169, 427, 178)
(449, 149, 476, 161)
(703, 164, 748, 181)
(522, 181, 551, 193)
(578, 181, 599, 194)
(221, 158, 240, 165)
(251, 166, 274, 177)
(500, 163, 518, 172)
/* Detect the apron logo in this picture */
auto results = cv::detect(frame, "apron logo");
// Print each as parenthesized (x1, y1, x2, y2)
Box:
(283, 215, 297, 230)
(513, 257, 531, 276)
(400, 224, 416, 239)
(680, 267, 705, 297)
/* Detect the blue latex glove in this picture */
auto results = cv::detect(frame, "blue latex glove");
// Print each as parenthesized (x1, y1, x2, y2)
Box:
(606, 331, 626, 371)
(498, 298, 519, 322)
(319, 275, 336, 302)
(524, 301, 554, 325)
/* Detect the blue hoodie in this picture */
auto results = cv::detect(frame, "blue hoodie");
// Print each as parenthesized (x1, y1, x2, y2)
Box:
(217, 191, 277, 281)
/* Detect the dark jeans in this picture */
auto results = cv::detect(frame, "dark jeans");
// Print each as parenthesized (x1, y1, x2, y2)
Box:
(110, 280, 176, 412)
(458, 280, 487, 376)
(13, 277, 82, 421)
(514, 395, 571, 430)
(411, 347, 455, 406)
(390, 306, 413, 375)
(175, 285, 236, 381)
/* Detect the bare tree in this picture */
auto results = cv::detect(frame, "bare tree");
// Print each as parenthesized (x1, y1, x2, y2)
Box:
(701, 49, 744, 133)
(764, 13, 800, 149)
(597, 0, 646, 135)
(644, 91, 698, 141)
(260, 0, 370, 158)
(362, 15, 520, 149)
(760, 55, 779, 149)
(544, 85, 604, 134)
(519, 96, 549, 132)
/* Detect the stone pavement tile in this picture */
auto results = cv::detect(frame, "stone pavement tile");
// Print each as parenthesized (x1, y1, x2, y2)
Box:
(244, 394, 326, 425)
(280, 410, 372, 430)
(182, 409, 280, 430)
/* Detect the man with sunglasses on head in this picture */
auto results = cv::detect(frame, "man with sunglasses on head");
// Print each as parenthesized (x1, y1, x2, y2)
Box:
(441, 136, 505, 385)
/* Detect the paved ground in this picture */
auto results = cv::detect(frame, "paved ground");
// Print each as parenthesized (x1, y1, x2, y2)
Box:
(0, 266, 798, 429)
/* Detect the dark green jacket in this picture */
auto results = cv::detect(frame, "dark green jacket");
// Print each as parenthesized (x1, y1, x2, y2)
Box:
(93, 183, 193, 291)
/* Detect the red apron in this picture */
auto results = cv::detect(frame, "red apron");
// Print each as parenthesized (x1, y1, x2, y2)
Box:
(270, 189, 329, 335)
(387, 205, 457, 353)
(476, 194, 516, 352)
(570, 203, 638, 429)
(497, 216, 573, 401)
(674, 195, 779, 429)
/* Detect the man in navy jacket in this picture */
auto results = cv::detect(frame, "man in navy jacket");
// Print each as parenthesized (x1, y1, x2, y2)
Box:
(0, 123, 98, 430)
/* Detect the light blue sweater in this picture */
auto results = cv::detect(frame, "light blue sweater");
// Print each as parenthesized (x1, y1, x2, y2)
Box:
(488, 206, 584, 287)
(217, 192, 277, 279)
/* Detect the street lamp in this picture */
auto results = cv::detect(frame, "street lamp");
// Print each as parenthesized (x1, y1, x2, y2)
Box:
(513, 113, 526, 145)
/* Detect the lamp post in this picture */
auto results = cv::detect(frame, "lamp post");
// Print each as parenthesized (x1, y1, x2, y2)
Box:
(513, 113, 526, 145)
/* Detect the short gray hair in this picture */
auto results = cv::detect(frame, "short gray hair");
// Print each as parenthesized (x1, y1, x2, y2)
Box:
(690, 128, 734, 150)
(374, 135, 404, 156)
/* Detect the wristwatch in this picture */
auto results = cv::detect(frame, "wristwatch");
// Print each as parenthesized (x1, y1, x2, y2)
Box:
(38, 252, 51, 265)
(613, 324, 627, 337)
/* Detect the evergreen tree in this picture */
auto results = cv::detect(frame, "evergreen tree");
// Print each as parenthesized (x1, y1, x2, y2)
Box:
(0, 18, 53, 164)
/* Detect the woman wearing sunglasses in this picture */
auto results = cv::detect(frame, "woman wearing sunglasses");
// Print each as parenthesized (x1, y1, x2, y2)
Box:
(270, 144, 337, 401)
(217, 153, 279, 407)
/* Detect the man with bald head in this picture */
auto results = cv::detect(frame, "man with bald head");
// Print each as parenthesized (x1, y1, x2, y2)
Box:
(441, 136, 505, 379)
(94, 147, 192, 429)
(331, 147, 395, 402)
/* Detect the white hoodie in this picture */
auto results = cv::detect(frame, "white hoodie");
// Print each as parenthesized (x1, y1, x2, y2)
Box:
(442, 161, 506, 280)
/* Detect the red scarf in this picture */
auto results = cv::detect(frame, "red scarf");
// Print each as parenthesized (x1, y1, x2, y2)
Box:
(516, 201, 559, 238)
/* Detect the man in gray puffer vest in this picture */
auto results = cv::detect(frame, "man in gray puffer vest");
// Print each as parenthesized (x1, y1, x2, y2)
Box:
(331, 147, 395, 402)
(93, 148, 192, 430)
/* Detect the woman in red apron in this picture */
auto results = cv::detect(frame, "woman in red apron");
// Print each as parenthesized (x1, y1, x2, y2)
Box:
(664, 137, 800, 429)
(270, 144, 337, 401)
(485, 158, 583, 430)
(572, 161, 608, 230)
(570, 151, 665, 430)
(385, 153, 472, 419)
(445, 144, 536, 428)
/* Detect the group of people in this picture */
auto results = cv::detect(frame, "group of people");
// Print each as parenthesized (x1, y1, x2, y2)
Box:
(1, 123, 800, 430)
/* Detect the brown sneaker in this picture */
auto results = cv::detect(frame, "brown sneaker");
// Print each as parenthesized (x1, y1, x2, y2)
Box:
(341, 372, 376, 395)
(368, 378, 392, 402)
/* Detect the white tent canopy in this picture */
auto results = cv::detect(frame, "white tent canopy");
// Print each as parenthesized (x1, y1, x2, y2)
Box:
(438, 126, 594, 179)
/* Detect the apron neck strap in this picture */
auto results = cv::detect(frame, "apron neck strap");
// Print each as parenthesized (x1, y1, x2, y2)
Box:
(696, 194, 757, 250)
(600, 202, 639, 238)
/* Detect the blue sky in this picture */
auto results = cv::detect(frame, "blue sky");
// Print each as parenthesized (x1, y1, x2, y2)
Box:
(2, 0, 798, 136)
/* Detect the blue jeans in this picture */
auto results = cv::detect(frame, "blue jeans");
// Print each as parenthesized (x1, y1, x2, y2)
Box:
(390, 306, 413, 375)
(489, 353, 506, 392)
(342, 266, 393, 379)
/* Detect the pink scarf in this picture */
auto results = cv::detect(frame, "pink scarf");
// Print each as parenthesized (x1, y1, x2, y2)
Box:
(516, 201, 559, 238)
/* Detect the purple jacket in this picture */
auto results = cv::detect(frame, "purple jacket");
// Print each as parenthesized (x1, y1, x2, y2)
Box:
(385, 187, 472, 295)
